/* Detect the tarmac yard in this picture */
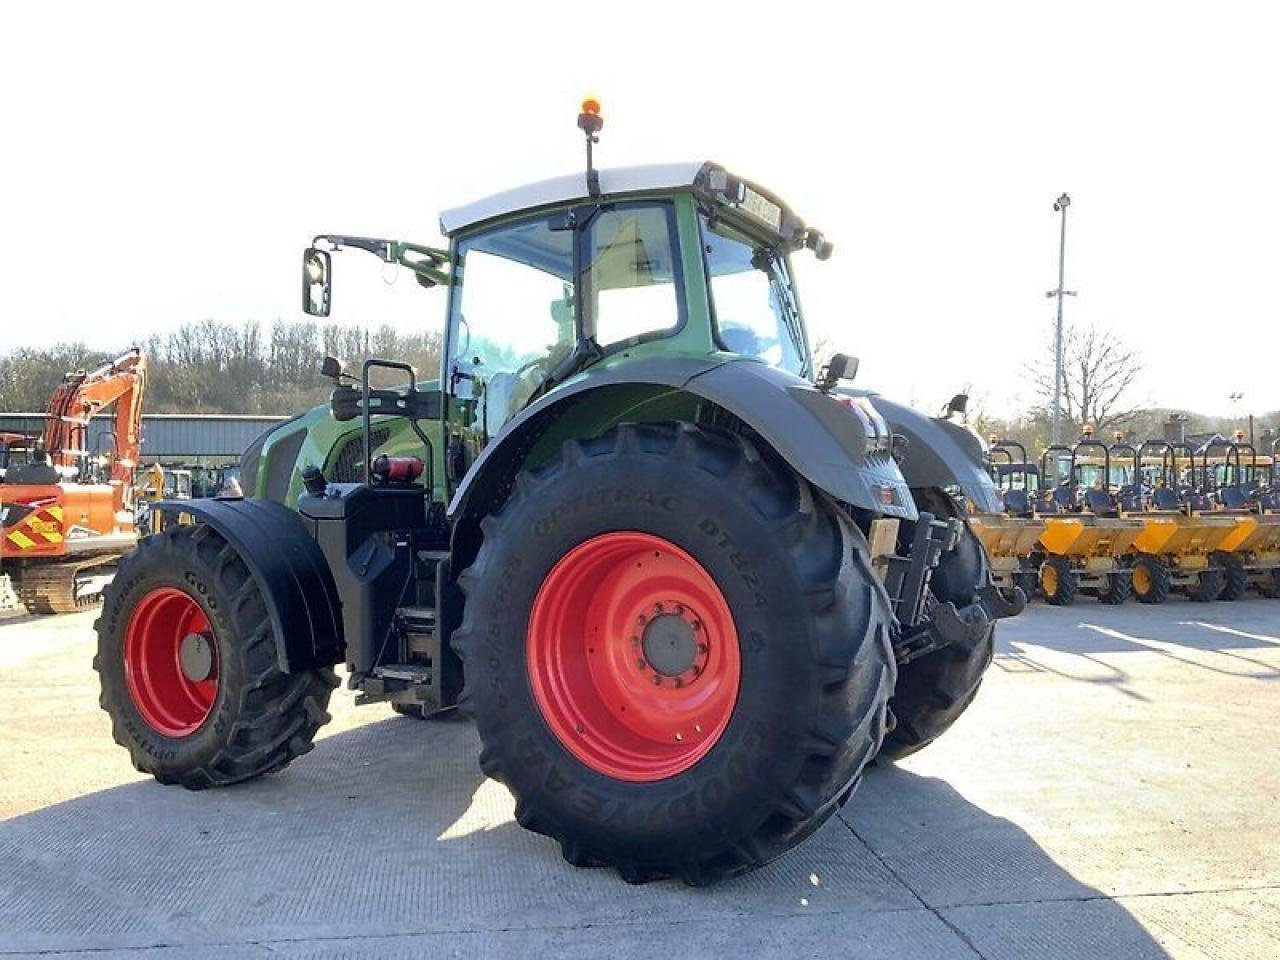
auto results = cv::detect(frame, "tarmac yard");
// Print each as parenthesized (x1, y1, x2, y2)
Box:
(1, 599, 1278, 959)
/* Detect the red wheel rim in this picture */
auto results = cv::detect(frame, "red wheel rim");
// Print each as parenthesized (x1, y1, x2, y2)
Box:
(123, 587, 220, 737)
(527, 532, 741, 782)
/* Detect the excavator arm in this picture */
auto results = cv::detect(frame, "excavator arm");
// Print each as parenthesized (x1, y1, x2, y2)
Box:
(39, 349, 147, 512)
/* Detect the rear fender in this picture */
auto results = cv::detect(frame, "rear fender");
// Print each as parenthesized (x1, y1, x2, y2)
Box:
(158, 497, 343, 672)
(447, 357, 918, 565)
(866, 396, 1003, 515)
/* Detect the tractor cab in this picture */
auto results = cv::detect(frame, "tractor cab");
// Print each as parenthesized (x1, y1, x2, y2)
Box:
(302, 157, 835, 479)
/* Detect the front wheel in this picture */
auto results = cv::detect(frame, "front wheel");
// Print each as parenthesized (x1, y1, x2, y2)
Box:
(94, 525, 338, 789)
(1040, 556, 1078, 606)
(1132, 555, 1171, 604)
(1215, 553, 1248, 601)
(453, 424, 895, 885)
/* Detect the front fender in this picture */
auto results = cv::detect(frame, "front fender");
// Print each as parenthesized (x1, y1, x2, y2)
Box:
(158, 497, 343, 672)
(447, 357, 917, 524)
(866, 396, 1003, 514)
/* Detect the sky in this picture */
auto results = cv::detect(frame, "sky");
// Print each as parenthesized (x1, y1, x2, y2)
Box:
(2, 2, 1278, 420)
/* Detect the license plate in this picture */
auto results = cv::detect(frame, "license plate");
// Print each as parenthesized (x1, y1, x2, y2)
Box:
(739, 187, 782, 231)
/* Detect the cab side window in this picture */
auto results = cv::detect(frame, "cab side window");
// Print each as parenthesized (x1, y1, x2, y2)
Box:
(587, 204, 683, 348)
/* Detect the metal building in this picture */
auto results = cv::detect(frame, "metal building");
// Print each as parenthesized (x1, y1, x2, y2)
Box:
(0, 413, 286, 464)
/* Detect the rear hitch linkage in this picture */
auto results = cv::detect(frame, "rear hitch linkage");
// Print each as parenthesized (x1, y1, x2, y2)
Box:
(886, 512, 1027, 665)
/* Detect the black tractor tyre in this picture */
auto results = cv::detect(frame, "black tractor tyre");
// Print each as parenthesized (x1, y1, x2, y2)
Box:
(1097, 569, 1132, 605)
(1214, 553, 1248, 602)
(94, 524, 339, 789)
(1132, 555, 1172, 605)
(452, 423, 896, 885)
(1040, 555, 1078, 606)
(1185, 565, 1225, 603)
(877, 488, 995, 763)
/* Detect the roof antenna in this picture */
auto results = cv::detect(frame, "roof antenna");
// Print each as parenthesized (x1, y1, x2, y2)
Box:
(577, 97, 603, 198)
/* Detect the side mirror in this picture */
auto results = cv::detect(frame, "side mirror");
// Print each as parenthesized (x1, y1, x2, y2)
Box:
(320, 355, 344, 381)
(303, 247, 332, 317)
(818, 352, 859, 390)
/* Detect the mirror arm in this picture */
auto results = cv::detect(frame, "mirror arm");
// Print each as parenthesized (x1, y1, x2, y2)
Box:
(312, 235, 452, 287)
(392, 241, 452, 287)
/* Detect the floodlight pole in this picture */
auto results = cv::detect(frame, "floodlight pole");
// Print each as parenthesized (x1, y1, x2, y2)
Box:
(1046, 193, 1076, 446)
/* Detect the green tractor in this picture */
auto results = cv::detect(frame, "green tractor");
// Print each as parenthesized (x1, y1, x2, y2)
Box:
(94, 102, 1021, 885)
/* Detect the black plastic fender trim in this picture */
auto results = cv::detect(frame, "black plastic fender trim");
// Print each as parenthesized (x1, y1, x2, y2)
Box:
(157, 497, 344, 672)
(446, 356, 919, 524)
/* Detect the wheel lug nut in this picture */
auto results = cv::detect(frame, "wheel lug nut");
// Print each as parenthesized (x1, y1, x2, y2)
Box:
(651, 675, 662, 686)
(653, 602, 663, 614)
(675, 732, 684, 742)
(630, 636, 639, 647)
(697, 643, 708, 654)
(694, 723, 703, 734)
(636, 658, 647, 670)
(636, 615, 646, 626)
(691, 621, 702, 632)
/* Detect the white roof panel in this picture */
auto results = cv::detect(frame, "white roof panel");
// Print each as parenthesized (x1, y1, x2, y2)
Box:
(438, 162, 709, 236)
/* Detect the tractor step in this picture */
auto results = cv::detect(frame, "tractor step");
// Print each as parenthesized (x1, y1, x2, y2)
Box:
(396, 605, 437, 632)
(373, 663, 433, 683)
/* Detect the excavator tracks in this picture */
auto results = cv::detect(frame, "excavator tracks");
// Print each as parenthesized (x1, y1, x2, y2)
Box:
(16, 557, 117, 614)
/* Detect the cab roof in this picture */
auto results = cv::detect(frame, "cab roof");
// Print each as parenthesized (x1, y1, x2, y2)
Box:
(438, 161, 805, 241)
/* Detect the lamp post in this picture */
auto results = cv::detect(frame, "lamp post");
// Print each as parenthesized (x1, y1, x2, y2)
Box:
(1045, 193, 1077, 446)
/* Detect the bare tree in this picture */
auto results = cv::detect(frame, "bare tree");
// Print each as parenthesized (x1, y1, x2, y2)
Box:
(1029, 321, 1144, 434)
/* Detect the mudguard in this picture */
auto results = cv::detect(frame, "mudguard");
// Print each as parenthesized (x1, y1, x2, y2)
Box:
(865, 395, 1003, 515)
(448, 356, 917, 523)
(157, 497, 344, 672)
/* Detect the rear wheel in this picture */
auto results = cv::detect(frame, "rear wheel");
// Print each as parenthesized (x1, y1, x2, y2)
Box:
(1261, 569, 1280, 599)
(878, 489, 995, 762)
(453, 423, 895, 885)
(1215, 553, 1248, 601)
(1097, 569, 1132, 605)
(94, 525, 338, 789)
(1185, 564, 1224, 602)
(1040, 556, 1077, 606)
(1132, 555, 1171, 604)
(1014, 568, 1040, 602)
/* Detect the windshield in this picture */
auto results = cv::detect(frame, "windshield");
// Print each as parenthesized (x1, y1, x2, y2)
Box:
(700, 214, 806, 375)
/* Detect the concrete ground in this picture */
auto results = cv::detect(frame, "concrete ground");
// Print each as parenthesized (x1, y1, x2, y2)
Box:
(1, 597, 1278, 959)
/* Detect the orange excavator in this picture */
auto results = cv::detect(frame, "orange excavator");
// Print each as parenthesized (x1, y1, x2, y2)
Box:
(1, 348, 147, 613)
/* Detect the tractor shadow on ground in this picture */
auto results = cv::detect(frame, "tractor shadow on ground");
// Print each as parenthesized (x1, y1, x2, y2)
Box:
(1, 714, 1168, 958)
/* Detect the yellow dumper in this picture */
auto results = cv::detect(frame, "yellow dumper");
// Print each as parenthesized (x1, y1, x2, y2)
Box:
(969, 514, 1046, 601)
(1213, 513, 1280, 599)
(1128, 514, 1239, 603)
(1038, 515, 1145, 605)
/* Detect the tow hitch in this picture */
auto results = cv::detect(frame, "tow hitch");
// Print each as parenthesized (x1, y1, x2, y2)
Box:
(884, 512, 1027, 665)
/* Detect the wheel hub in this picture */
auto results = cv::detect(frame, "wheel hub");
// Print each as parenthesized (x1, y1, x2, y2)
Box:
(640, 612, 698, 677)
(526, 531, 741, 782)
(123, 586, 220, 738)
(179, 632, 214, 682)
